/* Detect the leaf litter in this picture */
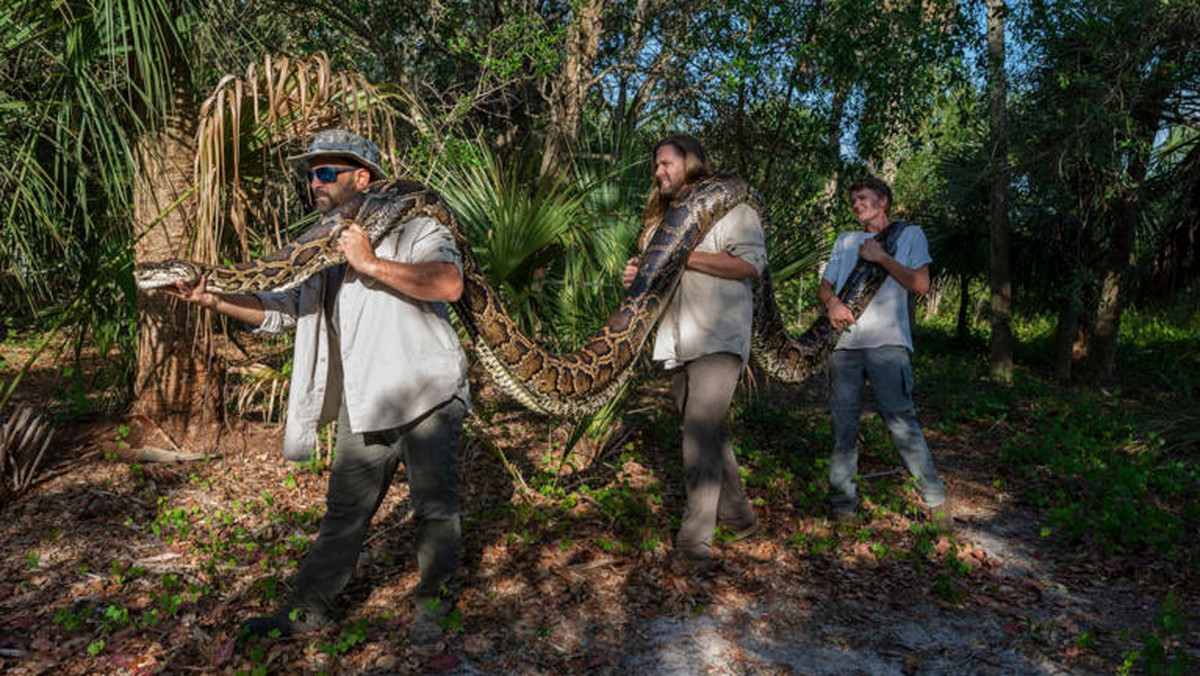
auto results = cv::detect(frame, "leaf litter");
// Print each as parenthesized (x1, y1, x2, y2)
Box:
(0, 358, 1195, 674)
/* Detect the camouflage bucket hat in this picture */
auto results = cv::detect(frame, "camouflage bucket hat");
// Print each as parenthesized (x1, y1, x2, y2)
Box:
(286, 129, 387, 180)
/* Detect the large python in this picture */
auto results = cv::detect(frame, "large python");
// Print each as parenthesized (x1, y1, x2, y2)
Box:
(135, 177, 907, 417)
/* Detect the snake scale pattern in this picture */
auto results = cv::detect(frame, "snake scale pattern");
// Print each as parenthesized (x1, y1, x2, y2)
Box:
(135, 177, 906, 417)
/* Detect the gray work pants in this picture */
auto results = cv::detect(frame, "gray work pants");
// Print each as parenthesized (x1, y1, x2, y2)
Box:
(671, 352, 757, 558)
(289, 397, 465, 610)
(828, 346, 945, 513)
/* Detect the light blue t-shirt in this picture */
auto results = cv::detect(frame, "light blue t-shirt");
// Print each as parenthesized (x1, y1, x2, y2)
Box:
(822, 224, 931, 352)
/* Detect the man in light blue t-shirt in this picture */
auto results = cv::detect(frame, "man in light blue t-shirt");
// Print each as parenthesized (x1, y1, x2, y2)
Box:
(817, 177, 947, 522)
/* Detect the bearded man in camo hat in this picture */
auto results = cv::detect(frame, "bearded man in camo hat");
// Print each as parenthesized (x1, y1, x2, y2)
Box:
(168, 128, 470, 647)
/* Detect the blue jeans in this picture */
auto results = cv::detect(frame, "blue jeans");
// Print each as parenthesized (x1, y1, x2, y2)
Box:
(828, 346, 945, 513)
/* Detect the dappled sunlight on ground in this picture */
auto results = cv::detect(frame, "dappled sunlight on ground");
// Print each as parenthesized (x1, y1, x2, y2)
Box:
(1, 338, 1196, 674)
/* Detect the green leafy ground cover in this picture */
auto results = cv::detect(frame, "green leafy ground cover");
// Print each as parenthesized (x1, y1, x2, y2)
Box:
(0, 315, 1196, 674)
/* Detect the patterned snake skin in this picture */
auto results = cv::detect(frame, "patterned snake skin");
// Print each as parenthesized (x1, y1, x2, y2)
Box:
(135, 177, 906, 417)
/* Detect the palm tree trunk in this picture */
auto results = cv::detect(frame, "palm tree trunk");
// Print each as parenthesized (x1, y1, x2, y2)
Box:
(131, 104, 222, 436)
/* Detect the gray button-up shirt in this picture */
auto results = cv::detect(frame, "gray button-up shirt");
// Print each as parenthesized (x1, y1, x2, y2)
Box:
(254, 216, 470, 461)
(651, 202, 768, 368)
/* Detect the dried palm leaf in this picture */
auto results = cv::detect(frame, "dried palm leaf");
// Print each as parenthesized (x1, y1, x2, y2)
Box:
(227, 362, 289, 423)
(191, 52, 399, 269)
(0, 404, 55, 497)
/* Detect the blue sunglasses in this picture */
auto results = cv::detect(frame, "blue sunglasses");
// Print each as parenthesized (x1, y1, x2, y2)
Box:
(307, 165, 360, 183)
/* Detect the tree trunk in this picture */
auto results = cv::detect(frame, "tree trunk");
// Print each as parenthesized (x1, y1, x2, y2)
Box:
(621, 66, 661, 138)
(734, 69, 750, 179)
(1084, 170, 1143, 382)
(131, 106, 222, 442)
(760, 2, 824, 188)
(823, 87, 850, 201)
(1083, 126, 1151, 381)
(986, 0, 1013, 383)
(955, 271, 971, 343)
(1080, 43, 1176, 381)
(611, 0, 667, 141)
(539, 0, 605, 180)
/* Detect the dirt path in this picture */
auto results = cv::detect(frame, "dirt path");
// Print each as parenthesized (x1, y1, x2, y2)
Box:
(412, 491, 1179, 676)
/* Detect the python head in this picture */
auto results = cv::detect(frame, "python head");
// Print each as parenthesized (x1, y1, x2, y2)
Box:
(134, 260, 205, 290)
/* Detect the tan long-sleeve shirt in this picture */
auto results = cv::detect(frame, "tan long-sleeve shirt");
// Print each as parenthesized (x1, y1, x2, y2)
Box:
(651, 203, 767, 368)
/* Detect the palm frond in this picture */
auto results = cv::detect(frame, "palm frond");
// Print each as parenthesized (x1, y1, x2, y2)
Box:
(2, 0, 180, 322)
(0, 404, 55, 501)
(546, 120, 647, 345)
(433, 140, 586, 340)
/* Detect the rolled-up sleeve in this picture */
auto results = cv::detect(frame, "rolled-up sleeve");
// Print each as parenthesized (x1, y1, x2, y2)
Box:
(718, 203, 767, 275)
(253, 287, 301, 334)
(379, 216, 463, 272)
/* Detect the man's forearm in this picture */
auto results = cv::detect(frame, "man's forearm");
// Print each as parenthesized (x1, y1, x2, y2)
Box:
(818, 280, 837, 308)
(818, 278, 855, 328)
(686, 251, 758, 280)
(207, 294, 267, 326)
(360, 259, 463, 302)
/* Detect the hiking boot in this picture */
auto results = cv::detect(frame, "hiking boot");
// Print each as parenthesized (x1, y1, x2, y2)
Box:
(409, 598, 453, 647)
(240, 604, 330, 639)
(830, 508, 857, 525)
(827, 495, 859, 525)
(924, 499, 953, 529)
(671, 555, 717, 576)
(670, 543, 718, 576)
